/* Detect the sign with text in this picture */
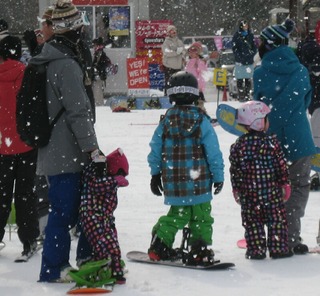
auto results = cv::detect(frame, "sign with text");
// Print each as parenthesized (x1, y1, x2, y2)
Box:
(213, 68, 227, 86)
(127, 58, 150, 96)
(73, 0, 128, 5)
(149, 64, 165, 91)
(135, 20, 172, 50)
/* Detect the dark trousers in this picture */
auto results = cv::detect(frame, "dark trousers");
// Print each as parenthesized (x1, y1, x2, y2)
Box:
(237, 79, 251, 101)
(39, 173, 82, 281)
(0, 150, 39, 243)
(286, 156, 312, 248)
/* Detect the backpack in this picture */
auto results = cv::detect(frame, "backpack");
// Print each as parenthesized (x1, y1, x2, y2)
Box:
(16, 63, 65, 148)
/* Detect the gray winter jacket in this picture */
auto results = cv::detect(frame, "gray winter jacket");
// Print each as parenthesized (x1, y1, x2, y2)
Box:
(29, 42, 98, 176)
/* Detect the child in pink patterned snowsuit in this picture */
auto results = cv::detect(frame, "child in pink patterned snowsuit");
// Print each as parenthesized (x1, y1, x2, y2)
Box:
(229, 101, 292, 260)
(79, 148, 129, 282)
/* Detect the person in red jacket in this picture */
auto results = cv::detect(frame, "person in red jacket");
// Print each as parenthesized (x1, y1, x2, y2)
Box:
(0, 28, 39, 257)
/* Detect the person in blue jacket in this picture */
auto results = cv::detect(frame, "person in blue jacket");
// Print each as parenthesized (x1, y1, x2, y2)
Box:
(147, 71, 224, 266)
(253, 19, 317, 255)
(232, 20, 257, 101)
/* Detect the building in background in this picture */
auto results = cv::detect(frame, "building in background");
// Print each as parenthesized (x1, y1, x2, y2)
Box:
(2, 0, 319, 96)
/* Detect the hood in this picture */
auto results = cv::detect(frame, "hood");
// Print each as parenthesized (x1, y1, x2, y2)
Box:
(260, 46, 300, 75)
(164, 106, 203, 138)
(29, 41, 75, 66)
(0, 59, 25, 82)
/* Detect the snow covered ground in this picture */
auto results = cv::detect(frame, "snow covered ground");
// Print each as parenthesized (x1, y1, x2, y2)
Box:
(1, 95, 320, 296)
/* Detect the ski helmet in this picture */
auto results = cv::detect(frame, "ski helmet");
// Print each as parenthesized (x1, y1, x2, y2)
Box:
(236, 101, 271, 131)
(167, 71, 199, 105)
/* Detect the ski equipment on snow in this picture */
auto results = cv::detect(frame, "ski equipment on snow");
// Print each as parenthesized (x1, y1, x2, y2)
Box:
(126, 251, 235, 270)
(67, 259, 115, 294)
(216, 103, 247, 136)
(67, 286, 113, 294)
(14, 243, 42, 262)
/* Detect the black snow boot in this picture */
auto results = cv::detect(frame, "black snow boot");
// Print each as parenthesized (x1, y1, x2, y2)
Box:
(148, 234, 177, 261)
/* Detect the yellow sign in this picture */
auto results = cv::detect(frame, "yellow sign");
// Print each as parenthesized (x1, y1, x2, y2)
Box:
(213, 68, 227, 86)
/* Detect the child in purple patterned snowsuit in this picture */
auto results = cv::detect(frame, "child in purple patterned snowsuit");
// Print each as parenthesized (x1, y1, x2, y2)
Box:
(229, 101, 292, 260)
(79, 148, 129, 282)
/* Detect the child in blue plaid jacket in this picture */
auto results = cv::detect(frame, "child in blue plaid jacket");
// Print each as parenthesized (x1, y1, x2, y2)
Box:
(147, 71, 224, 266)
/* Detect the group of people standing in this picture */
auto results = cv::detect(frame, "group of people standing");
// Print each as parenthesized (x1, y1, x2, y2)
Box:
(150, 18, 319, 262)
(0, 0, 126, 284)
(0, 2, 319, 289)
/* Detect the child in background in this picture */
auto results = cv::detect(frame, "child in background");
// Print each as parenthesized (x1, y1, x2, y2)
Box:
(185, 42, 208, 108)
(79, 148, 129, 283)
(147, 71, 224, 266)
(229, 101, 292, 260)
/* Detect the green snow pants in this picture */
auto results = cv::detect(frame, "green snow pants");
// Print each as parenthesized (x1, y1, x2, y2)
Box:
(152, 202, 214, 248)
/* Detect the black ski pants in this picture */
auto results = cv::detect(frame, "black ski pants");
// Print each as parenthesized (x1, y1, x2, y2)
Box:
(0, 150, 39, 243)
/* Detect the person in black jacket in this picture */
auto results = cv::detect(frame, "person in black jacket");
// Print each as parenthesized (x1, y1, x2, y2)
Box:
(91, 37, 111, 106)
(232, 20, 257, 101)
(298, 30, 320, 191)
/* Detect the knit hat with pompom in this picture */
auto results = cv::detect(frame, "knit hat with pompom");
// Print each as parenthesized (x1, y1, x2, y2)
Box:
(260, 19, 295, 49)
(51, 0, 83, 34)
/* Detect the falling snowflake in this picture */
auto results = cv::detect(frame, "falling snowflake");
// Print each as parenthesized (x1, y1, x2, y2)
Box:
(5, 137, 12, 147)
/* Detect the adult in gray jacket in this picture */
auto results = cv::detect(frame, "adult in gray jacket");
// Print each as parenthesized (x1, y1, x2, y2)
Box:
(161, 25, 185, 95)
(30, 1, 104, 282)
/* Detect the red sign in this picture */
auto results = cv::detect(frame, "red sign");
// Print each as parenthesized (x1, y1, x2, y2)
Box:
(127, 58, 150, 95)
(135, 20, 172, 50)
(73, 0, 128, 5)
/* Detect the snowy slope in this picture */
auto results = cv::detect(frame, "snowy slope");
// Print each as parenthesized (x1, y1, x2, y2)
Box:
(1, 100, 320, 296)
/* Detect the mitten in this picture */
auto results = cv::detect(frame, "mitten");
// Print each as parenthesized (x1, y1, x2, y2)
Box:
(232, 190, 241, 205)
(114, 175, 129, 187)
(150, 174, 163, 196)
(176, 47, 184, 55)
(90, 149, 107, 178)
(23, 30, 38, 55)
(213, 182, 223, 195)
(282, 183, 291, 202)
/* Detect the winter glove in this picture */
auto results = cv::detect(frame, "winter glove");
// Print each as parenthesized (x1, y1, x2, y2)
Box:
(150, 174, 163, 196)
(90, 149, 107, 178)
(23, 30, 38, 55)
(213, 182, 223, 195)
(232, 190, 241, 205)
(281, 183, 291, 202)
(176, 47, 184, 55)
(114, 175, 129, 187)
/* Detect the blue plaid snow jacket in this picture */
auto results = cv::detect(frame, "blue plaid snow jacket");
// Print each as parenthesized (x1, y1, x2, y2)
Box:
(148, 106, 224, 206)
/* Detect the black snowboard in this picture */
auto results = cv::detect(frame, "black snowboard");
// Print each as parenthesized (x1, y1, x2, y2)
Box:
(126, 251, 235, 270)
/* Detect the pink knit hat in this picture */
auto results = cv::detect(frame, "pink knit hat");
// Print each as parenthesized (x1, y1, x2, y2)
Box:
(188, 42, 203, 54)
(106, 148, 129, 176)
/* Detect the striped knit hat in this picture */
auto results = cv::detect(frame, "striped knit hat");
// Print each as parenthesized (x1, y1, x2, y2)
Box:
(37, 6, 54, 24)
(51, 0, 83, 34)
(260, 19, 295, 49)
(0, 19, 9, 41)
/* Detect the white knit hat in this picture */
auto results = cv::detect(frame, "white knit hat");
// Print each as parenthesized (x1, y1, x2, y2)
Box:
(166, 25, 177, 33)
